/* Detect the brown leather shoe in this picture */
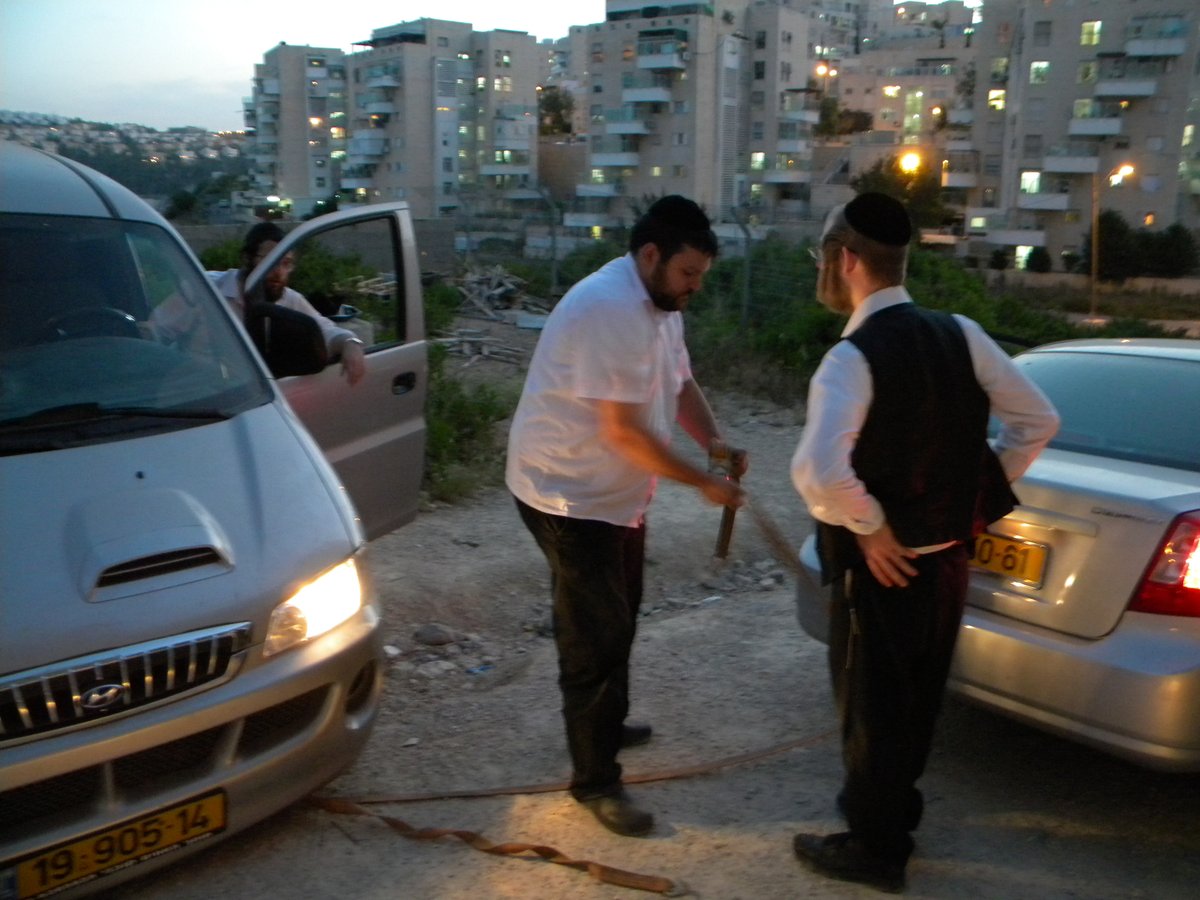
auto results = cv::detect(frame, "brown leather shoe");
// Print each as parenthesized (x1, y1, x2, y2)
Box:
(581, 790, 654, 837)
(793, 831, 906, 893)
(620, 722, 653, 748)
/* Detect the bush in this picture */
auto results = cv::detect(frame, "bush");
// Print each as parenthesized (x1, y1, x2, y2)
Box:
(1025, 247, 1052, 273)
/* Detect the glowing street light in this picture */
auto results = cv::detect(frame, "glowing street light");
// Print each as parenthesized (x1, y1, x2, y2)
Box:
(1089, 162, 1135, 322)
(899, 152, 922, 174)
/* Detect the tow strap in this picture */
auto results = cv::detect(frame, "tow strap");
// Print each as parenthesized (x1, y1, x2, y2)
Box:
(311, 728, 836, 895)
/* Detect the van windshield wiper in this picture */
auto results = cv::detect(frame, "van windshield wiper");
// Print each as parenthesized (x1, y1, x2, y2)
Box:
(1, 403, 232, 431)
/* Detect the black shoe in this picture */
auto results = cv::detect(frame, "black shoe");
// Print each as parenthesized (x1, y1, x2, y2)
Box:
(621, 722, 653, 748)
(580, 790, 654, 837)
(793, 831, 906, 894)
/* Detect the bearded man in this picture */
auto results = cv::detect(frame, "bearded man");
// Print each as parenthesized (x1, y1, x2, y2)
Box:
(506, 195, 746, 837)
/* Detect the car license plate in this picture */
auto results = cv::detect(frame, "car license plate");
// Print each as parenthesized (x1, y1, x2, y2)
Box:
(10, 791, 225, 899)
(970, 532, 1049, 587)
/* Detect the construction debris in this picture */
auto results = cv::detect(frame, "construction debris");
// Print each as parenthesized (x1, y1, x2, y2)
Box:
(433, 328, 525, 365)
(455, 265, 551, 320)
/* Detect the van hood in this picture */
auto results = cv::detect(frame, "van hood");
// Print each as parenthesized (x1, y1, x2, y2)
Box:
(0, 404, 358, 675)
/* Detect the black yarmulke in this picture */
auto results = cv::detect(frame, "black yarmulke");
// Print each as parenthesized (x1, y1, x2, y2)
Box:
(843, 192, 913, 246)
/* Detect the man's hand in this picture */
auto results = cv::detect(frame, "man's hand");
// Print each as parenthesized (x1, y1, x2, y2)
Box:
(856, 523, 919, 588)
(341, 340, 366, 386)
(701, 472, 746, 508)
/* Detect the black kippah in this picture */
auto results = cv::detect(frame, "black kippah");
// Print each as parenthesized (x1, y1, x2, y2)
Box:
(843, 192, 913, 246)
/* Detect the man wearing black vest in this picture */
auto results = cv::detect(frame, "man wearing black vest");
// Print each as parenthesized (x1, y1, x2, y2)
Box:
(790, 192, 1058, 893)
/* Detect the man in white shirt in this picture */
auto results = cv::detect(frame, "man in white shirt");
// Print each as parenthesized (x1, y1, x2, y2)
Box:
(790, 193, 1058, 892)
(507, 196, 746, 837)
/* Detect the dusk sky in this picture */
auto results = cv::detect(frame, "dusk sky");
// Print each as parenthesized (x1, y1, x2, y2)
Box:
(0, 0, 603, 132)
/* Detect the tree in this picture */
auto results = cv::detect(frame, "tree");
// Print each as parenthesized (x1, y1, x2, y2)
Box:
(988, 248, 1009, 271)
(1082, 210, 1139, 281)
(538, 86, 575, 136)
(1140, 224, 1199, 278)
(850, 156, 951, 229)
(1025, 246, 1052, 273)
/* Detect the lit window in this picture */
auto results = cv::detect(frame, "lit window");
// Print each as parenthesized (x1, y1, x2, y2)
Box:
(1020, 171, 1041, 194)
(1144, 213, 1155, 226)
(651, 166, 663, 177)
(1081, 21, 1101, 46)
(750, 151, 766, 171)
(883, 85, 901, 98)
(987, 90, 1006, 111)
(1030, 61, 1050, 85)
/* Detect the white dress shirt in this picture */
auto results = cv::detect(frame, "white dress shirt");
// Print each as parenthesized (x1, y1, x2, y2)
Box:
(790, 286, 1060, 540)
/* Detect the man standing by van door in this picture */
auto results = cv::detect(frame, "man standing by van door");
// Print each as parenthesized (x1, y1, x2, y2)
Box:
(507, 195, 746, 837)
(215, 222, 366, 385)
(790, 192, 1058, 892)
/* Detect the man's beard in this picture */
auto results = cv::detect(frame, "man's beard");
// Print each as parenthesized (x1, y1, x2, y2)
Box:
(817, 264, 853, 315)
(263, 278, 285, 302)
(646, 262, 689, 312)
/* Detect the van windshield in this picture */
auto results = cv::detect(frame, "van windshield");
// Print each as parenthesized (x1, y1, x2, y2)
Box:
(0, 215, 271, 453)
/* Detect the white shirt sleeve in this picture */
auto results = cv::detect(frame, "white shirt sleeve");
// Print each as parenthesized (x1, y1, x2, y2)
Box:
(279, 288, 356, 356)
(790, 340, 885, 535)
(954, 315, 1060, 481)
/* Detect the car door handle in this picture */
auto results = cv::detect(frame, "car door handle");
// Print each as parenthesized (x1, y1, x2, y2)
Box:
(392, 372, 418, 395)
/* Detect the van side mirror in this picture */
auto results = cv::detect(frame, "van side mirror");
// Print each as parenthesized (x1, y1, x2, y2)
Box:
(243, 302, 328, 377)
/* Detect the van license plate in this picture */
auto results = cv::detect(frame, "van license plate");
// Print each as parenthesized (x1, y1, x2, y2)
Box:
(970, 533, 1048, 587)
(12, 791, 225, 899)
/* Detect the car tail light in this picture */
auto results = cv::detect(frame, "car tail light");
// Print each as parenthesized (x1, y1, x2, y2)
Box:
(1129, 512, 1200, 617)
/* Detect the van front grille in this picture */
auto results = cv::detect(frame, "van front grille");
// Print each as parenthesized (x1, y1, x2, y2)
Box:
(0, 624, 251, 744)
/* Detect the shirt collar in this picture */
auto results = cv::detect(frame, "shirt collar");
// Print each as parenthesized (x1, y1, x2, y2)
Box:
(842, 285, 913, 337)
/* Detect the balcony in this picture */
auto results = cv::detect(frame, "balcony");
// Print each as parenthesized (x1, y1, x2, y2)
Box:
(591, 152, 640, 167)
(565, 211, 619, 228)
(622, 74, 673, 104)
(480, 163, 533, 177)
(1068, 116, 1122, 137)
(1017, 190, 1070, 211)
(945, 139, 974, 152)
(638, 51, 687, 70)
(1125, 37, 1186, 57)
(779, 93, 820, 123)
(348, 132, 387, 156)
(947, 108, 974, 125)
(366, 73, 401, 89)
(777, 138, 809, 153)
(761, 161, 812, 184)
(941, 171, 978, 188)
(1042, 152, 1099, 174)
(503, 187, 543, 201)
(365, 100, 396, 115)
(985, 228, 1046, 247)
(1095, 79, 1157, 98)
(605, 108, 653, 135)
(576, 181, 623, 198)
(340, 177, 373, 190)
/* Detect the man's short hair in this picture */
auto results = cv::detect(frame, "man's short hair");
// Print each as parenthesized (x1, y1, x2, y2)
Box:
(241, 222, 286, 265)
(629, 195, 719, 261)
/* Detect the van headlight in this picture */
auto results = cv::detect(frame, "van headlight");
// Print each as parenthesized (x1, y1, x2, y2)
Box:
(264, 559, 362, 657)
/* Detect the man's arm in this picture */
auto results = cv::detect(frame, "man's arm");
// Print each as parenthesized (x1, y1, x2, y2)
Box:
(676, 378, 749, 477)
(956, 316, 1059, 479)
(596, 398, 743, 507)
(280, 290, 366, 386)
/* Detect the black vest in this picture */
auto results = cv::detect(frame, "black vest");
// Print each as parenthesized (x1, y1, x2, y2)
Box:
(816, 304, 1016, 582)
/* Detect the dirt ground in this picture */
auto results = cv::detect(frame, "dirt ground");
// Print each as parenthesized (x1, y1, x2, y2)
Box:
(108, 315, 1200, 900)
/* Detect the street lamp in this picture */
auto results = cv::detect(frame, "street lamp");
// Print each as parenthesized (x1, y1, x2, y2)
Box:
(815, 62, 838, 94)
(899, 152, 922, 175)
(1088, 162, 1135, 322)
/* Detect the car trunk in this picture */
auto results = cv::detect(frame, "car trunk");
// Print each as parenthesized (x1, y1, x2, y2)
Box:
(966, 449, 1200, 639)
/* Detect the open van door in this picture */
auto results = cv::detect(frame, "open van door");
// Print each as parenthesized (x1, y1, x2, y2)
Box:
(245, 202, 427, 540)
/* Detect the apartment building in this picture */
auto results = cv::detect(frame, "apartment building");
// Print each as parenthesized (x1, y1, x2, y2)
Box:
(961, 0, 1199, 268)
(244, 43, 348, 217)
(337, 19, 541, 220)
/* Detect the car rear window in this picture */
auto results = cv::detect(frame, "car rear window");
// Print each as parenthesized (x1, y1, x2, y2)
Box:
(1014, 350, 1200, 473)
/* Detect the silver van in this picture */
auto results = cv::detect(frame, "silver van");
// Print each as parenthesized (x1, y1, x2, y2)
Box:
(0, 143, 427, 898)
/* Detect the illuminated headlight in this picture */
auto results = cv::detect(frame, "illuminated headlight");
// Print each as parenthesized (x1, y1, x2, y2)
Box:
(264, 559, 362, 657)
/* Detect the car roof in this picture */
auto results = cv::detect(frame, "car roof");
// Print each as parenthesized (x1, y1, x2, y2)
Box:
(0, 141, 164, 224)
(1028, 337, 1200, 363)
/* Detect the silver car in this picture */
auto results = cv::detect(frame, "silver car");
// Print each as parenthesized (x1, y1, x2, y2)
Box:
(795, 338, 1200, 771)
(0, 143, 427, 898)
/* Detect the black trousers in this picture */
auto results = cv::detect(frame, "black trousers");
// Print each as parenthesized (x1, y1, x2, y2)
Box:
(827, 544, 968, 865)
(515, 497, 645, 801)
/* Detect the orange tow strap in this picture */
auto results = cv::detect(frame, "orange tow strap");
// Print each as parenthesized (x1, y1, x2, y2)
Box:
(308, 795, 678, 894)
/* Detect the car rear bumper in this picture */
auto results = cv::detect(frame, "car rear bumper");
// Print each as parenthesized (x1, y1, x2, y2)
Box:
(950, 607, 1200, 772)
(794, 535, 1200, 772)
(0, 606, 384, 898)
